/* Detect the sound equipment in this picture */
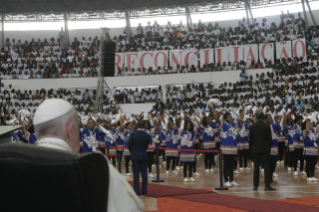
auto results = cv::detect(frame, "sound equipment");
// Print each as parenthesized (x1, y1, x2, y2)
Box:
(102, 42, 116, 77)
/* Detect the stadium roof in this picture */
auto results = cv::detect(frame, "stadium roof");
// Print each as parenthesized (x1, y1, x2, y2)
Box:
(0, 0, 219, 13)
(0, 0, 296, 14)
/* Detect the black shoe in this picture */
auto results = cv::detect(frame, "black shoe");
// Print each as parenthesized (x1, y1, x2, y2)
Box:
(265, 187, 276, 191)
(270, 181, 277, 184)
(253, 187, 258, 191)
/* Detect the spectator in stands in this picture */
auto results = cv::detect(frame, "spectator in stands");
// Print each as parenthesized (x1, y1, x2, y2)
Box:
(240, 69, 248, 82)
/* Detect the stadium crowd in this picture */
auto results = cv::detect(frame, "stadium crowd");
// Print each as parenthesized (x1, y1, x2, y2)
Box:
(2, 10, 319, 185)
(0, 11, 319, 79)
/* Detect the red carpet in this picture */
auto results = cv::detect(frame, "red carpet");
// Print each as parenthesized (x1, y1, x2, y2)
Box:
(128, 182, 213, 197)
(157, 197, 249, 212)
(276, 196, 319, 206)
(170, 193, 319, 212)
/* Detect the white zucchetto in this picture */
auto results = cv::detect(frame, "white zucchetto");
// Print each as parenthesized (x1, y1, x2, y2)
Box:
(33, 99, 73, 125)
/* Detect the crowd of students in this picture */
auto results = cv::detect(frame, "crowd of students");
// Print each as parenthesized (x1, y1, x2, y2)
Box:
(0, 36, 100, 79)
(114, 86, 163, 104)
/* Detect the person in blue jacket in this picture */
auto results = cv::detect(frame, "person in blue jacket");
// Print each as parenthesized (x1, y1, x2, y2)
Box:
(302, 119, 319, 181)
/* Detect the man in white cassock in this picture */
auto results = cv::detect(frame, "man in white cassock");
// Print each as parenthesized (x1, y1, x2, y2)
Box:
(33, 98, 144, 212)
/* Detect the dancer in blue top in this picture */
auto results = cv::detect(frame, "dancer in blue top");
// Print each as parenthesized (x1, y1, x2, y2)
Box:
(292, 115, 306, 176)
(102, 120, 117, 167)
(197, 102, 219, 172)
(265, 113, 286, 184)
(123, 121, 135, 175)
(81, 118, 101, 153)
(220, 102, 246, 187)
(283, 113, 295, 170)
(238, 117, 252, 170)
(179, 118, 197, 182)
(302, 119, 319, 181)
(144, 117, 160, 178)
(276, 116, 286, 165)
(160, 117, 179, 174)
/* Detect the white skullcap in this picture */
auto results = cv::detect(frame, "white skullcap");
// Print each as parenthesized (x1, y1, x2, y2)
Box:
(34, 99, 73, 125)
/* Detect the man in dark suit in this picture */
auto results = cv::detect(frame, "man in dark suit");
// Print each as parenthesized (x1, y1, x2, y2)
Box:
(128, 120, 152, 196)
(249, 111, 276, 191)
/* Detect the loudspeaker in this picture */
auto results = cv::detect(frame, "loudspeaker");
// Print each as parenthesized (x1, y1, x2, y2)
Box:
(103, 42, 116, 77)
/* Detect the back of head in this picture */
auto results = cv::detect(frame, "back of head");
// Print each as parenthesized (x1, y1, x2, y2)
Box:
(33, 99, 79, 153)
(256, 111, 264, 120)
(137, 120, 144, 129)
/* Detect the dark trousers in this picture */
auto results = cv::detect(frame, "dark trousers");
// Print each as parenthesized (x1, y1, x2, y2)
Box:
(132, 159, 148, 195)
(239, 150, 248, 168)
(278, 142, 285, 161)
(160, 149, 166, 162)
(109, 157, 116, 167)
(204, 152, 214, 169)
(166, 156, 176, 171)
(233, 155, 238, 170)
(125, 156, 130, 173)
(294, 148, 304, 172)
(223, 155, 235, 182)
(193, 157, 197, 172)
(285, 148, 294, 167)
(183, 162, 193, 178)
(269, 156, 277, 182)
(253, 152, 270, 188)
(305, 156, 317, 178)
(147, 152, 154, 173)
(117, 151, 123, 172)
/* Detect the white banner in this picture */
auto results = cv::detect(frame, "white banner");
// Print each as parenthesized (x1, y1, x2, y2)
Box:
(124, 52, 139, 72)
(292, 39, 307, 62)
(259, 43, 274, 66)
(115, 53, 124, 73)
(153, 51, 169, 70)
(243, 44, 258, 66)
(228, 45, 244, 64)
(170, 50, 184, 69)
(183, 50, 198, 67)
(276, 41, 292, 61)
(199, 49, 214, 67)
(138, 51, 153, 70)
(215, 47, 228, 66)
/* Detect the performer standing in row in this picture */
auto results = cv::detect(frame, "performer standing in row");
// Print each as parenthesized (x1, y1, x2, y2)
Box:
(302, 119, 319, 181)
(220, 102, 246, 187)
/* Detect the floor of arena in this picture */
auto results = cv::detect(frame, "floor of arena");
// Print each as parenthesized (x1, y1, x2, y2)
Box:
(123, 155, 319, 211)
